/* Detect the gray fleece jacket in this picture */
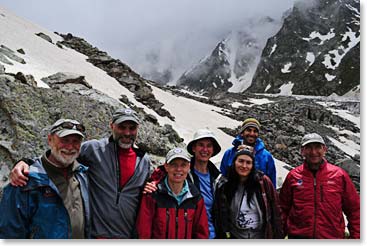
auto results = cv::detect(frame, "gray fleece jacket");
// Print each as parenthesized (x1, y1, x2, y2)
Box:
(78, 136, 151, 238)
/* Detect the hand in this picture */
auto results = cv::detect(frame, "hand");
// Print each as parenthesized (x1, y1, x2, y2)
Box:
(143, 181, 158, 194)
(237, 145, 254, 153)
(9, 161, 30, 187)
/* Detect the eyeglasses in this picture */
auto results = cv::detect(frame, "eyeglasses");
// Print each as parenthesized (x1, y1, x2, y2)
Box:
(51, 122, 86, 134)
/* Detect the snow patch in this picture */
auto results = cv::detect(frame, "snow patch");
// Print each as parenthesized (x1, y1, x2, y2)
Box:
(281, 62, 292, 73)
(325, 73, 336, 81)
(231, 102, 244, 108)
(274, 159, 291, 189)
(269, 43, 277, 56)
(277, 82, 294, 96)
(265, 84, 271, 92)
(150, 85, 241, 163)
(302, 29, 335, 45)
(322, 27, 359, 70)
(327, 136, 360, 158)
(316, 101, 360, 128)
(306, 52, 315, 66)
(248, 98, 274, 105)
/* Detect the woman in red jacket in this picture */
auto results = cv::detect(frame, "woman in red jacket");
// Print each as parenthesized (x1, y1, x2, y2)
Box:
(279, 133, 360, 239)
(136, 147, 209, 239)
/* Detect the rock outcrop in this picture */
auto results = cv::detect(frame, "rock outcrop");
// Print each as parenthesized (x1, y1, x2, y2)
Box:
(56, 33, 175, 121)
(0, 71, 184, 196)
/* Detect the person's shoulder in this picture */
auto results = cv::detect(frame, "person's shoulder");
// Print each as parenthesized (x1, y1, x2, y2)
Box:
(75, 162, 89, 173)
(187, 181, 202, 198)
(81, 138, 110, 152)
(287, 163, 304, 175)
(224, 146, 235, 153)
(83, 137, 108, 146)
(325, 161, 350, 175)
(217, 174, 228, 185)
(134, 147, 151, 160)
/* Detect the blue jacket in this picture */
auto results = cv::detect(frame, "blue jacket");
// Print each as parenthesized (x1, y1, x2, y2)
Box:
(0, 158, 90, 239)
(220, 136, 276, 187)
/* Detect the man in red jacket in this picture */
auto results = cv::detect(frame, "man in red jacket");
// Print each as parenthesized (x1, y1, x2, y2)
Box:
(279, 133, 360, 239)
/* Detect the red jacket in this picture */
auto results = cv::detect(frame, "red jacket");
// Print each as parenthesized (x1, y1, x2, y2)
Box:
(136, 179, 209, 239)
(279, 159, 360, 239)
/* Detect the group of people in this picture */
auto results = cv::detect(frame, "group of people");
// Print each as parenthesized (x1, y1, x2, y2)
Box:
(0, 108, 360, 239)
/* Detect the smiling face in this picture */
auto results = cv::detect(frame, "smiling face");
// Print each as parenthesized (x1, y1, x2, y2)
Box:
(234, 154, 254, 181)
(241, 126, 259, 145)
(48, 134, 82, 168)
(191, 138, 214, 164)
(164, 158, 190, 184)
(110, 120, 138, 149)
(301, 143, 327, 171)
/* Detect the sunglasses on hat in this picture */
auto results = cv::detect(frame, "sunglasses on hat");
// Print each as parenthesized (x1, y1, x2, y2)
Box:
(51, 122, 86, 134)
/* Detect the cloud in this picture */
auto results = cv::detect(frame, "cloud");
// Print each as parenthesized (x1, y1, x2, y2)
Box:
(0, 0, 297, 83)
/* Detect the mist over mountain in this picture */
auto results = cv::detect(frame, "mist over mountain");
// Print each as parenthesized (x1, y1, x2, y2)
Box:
(177, 16, 282, 94)
(177, 0, 360, 97)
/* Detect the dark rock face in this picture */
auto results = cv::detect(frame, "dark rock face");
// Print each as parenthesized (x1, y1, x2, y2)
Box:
(176, 0, 359, 97)
(35, 32, 53, 43)
(0, 73, 184, 196)
(249, 0, 360, 96)
(0, 45, 26, 65)
(176, 17, 280, 96)
(177, 41, 233, 95)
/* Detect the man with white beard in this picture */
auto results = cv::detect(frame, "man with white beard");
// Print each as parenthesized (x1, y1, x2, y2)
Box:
(9, 108, 151, 238)
(0, 119, 90, 238)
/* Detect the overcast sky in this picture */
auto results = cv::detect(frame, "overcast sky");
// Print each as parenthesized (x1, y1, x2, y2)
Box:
(0, 0, 297, 83)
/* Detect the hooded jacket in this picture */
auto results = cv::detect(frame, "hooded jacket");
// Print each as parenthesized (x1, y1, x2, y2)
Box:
(149, 157, 220, 239)
(136, 178, 209, 239)
(78, 136, 151, 238)
(0, 158, 90, 239)
(213, 171, 283, 239)
(220, 136, 276, 187)
(279, 159, 360, 239)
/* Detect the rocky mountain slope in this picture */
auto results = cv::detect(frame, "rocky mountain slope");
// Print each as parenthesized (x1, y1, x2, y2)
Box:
(177, 0, 360, 97)
(0, 69, 184, 195)
(161, 86, 360, 190)
(177, 17, 282, 95)
(249, 0, 360, 96)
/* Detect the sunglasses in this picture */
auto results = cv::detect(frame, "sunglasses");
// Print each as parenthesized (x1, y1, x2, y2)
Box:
(51, 122, 86, 134)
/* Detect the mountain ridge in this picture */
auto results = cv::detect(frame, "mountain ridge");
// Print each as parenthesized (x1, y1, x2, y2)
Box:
(176, 0, 360, 97)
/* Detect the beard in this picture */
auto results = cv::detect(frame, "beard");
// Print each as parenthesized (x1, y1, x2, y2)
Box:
(112, 132, 136, 149)
(50, 146, 80, 168)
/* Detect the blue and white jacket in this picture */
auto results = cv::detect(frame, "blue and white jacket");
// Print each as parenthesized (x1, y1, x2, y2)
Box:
(220, 136, 276, 187)
(0, 158, 90, 239)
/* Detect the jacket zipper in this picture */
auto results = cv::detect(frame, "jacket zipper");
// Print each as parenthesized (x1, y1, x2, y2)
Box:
(166, 208, 170, 238)
(320, 185, 323, 202)
(313, 176, 317, 238)
(115, 143, 121, 205)
(175, 208, 179, 239)
(184, 210, 188, 239)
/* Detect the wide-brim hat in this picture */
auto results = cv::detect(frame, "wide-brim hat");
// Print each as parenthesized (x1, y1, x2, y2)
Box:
(187, 129, 221, 157)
